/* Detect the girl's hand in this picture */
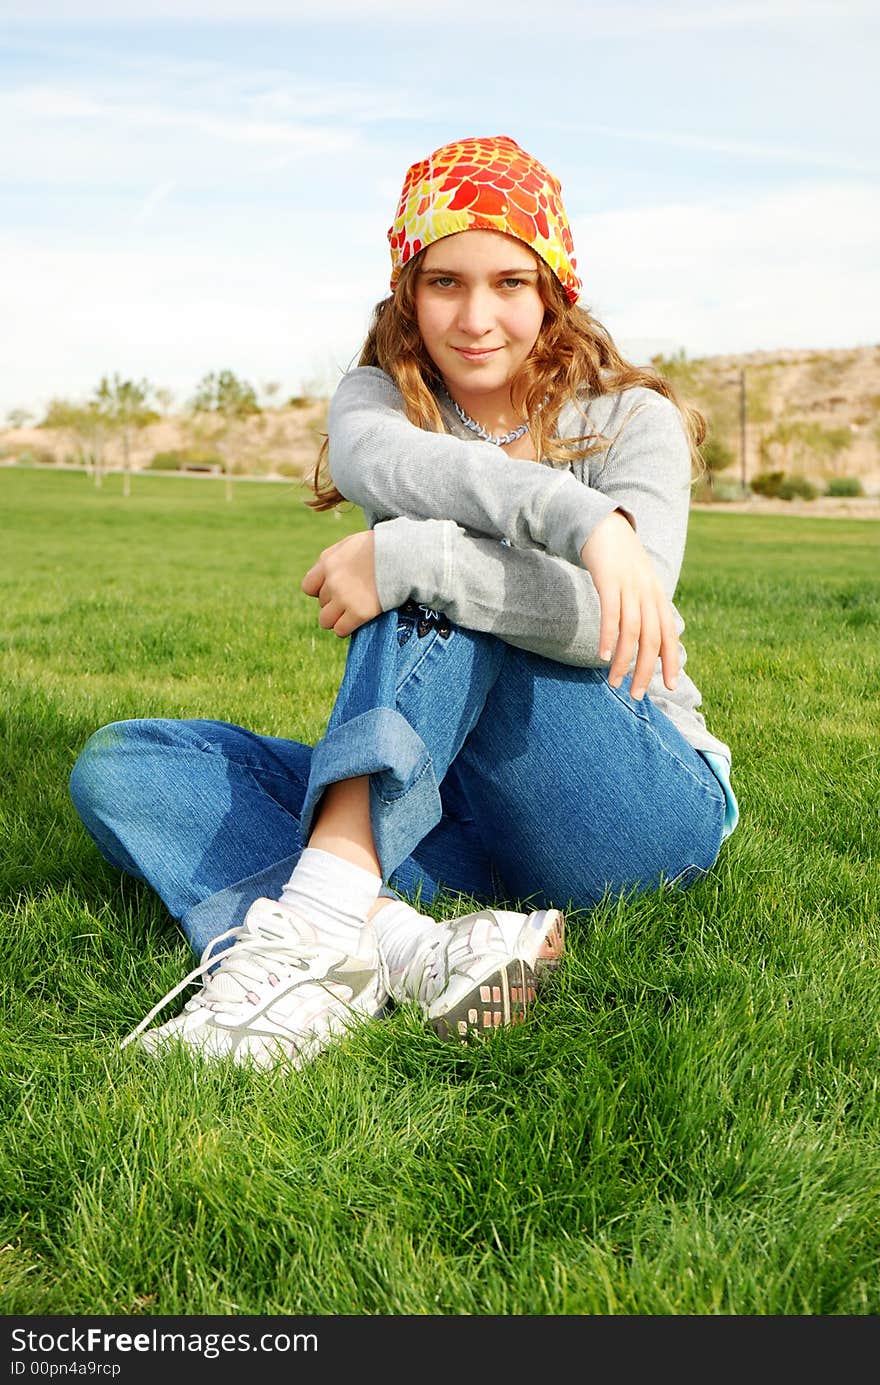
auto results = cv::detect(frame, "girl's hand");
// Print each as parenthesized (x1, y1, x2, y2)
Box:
(301, 531, 381, 637)
(580, 511, 680, 699)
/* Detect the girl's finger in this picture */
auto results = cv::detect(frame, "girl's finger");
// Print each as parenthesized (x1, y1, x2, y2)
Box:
(630, 606, 660, 700)
(609, 593, 640, 688)
(333, 609, 367, 639)
(318, 599, 343, 631)
(597, 583, 621, 675)
(301, 564, 323, 596)
(658, 598, 680, 691)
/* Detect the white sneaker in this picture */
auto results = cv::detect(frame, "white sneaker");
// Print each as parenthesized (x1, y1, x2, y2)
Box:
(121, 897, 388, 1069)
(392, 907, 564, 1041)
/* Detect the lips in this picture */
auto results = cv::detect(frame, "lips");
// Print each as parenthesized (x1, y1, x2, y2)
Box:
(452, 346, 502, 361)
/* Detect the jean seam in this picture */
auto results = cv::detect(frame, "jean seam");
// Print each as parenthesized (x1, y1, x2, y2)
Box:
(119, 723, 303, 786)
(231, 765, 309, 787)
(196, 747, 309, 787)
(113, 730, 303, 786)
(158, 733, 306, 785)
(600, 680, 725, 801)
(648, 727, 726, 801)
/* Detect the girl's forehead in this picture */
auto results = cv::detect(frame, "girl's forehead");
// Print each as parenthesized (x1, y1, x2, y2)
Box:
(420, 230, 539, 268)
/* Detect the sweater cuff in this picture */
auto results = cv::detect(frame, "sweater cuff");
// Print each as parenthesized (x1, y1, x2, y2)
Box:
(541, 481, 618, 565)
(372, 517, 451, 611)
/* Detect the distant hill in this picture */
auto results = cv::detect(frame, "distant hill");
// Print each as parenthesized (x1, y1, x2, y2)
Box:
(655, 344, 880, 495)
(2, 345, 878, 497)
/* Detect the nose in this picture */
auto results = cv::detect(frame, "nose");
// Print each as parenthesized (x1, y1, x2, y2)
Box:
(455, 288, 494, 338)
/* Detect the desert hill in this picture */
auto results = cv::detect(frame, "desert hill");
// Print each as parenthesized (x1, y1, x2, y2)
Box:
(659, 344, 880, 498)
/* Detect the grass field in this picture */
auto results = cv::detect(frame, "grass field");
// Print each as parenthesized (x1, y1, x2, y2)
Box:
(1, 467, 879, 1316)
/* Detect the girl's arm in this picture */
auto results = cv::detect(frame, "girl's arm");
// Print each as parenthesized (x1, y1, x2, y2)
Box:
(327, 366, 619, 565)
(322, 366, 692, 695)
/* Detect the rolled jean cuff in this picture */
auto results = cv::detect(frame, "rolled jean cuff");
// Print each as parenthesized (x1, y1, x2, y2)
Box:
(180, 852, 301, 957)
(299, 706, 443, 881)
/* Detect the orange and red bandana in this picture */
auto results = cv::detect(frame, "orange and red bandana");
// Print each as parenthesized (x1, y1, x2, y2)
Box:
(388, 134, 581, 303)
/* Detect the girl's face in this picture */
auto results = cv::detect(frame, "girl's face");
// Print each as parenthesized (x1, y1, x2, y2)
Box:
(413, 230, 545, 413)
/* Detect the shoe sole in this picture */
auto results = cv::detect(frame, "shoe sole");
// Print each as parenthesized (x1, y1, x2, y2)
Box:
(430, 908, 565, 1042)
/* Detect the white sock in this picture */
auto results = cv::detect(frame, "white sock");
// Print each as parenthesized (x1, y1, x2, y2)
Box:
(372, 898, 442, 979)
(279, 847, 382, 951)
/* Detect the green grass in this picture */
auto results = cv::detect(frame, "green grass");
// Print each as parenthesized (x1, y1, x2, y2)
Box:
(1, 468, 879, 1315)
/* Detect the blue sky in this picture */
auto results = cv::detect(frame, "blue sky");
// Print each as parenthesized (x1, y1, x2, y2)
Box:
(2, 0, 878, 418)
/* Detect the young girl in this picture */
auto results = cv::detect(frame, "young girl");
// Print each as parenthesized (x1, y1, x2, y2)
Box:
(69, 134, 737, 1068)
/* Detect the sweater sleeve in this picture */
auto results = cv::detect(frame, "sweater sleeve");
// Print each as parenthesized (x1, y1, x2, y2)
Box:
(372, 516, 610, 666)
(327, 366, 617, 565)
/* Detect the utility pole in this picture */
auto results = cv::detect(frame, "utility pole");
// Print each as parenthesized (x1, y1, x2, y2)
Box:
(739, 368, 748, 495)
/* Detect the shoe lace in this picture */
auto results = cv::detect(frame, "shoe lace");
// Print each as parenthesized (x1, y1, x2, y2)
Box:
(403, 936, 451, 1007)
(119, 918, 318, 1051)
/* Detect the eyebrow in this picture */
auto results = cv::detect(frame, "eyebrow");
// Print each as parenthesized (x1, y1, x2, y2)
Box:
(419, 265, 539, 276)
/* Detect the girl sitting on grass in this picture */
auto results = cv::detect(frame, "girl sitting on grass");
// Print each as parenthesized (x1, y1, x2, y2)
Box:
(69, 133, 738, 1068)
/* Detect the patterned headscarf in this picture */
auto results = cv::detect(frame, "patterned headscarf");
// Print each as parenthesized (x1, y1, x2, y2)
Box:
(388, 134, 581, 304)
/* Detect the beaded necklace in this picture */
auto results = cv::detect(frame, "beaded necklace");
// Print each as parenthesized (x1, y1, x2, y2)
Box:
(446, 391, 529, 448)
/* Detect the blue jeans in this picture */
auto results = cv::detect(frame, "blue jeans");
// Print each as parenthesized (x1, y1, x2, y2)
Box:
(69, 608, 727, 958)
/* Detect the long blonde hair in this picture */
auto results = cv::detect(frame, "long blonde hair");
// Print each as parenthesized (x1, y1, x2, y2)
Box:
(308, 251, 706, 511)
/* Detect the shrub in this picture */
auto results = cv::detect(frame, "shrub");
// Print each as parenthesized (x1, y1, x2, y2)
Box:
(149, 448, 224, 471)
(826, 476, 864, 497)
(18, 446, 57, 465)
(149, 451, 183, 470)
(777, 475, 818, 501)
(691, 475, 745, 504)
(700, 435, 736, 477)
(750, 469, 786, 497)
(710, 479, 747, 503)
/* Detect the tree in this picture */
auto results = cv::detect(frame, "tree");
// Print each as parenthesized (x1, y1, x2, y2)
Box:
(5, 407, 34, 429)
(154, 386, 176, 416)
(190, 369, 260, 419)
(650, 348, 700, 394)
(190, 369, 261, 501)
(94, 375, 158, 497)
(42, 397, 107, 482)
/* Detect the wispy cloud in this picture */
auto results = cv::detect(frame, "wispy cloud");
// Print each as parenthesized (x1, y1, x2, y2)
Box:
(131, 180, 177, 227)
(554, 122, 880, 176)
(3, 83, 360, 152)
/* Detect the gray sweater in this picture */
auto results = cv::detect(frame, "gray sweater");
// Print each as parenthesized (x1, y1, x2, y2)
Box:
(327, 365, 732, 767)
